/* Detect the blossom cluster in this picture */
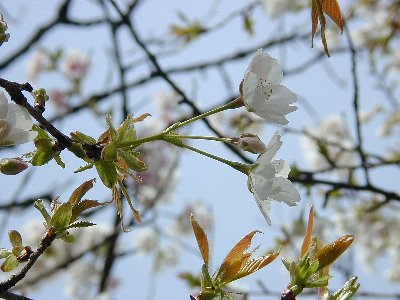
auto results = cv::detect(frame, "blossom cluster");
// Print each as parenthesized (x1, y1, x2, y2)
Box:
(240, 50, 300, 224)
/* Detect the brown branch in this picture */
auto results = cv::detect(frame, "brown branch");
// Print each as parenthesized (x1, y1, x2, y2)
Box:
(0, 78, 72, 150)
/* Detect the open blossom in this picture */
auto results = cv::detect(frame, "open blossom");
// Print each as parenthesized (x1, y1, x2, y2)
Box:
(60, 49, 90, 81)
(248, 131, 300, 225)
(0, 92, 37, 147)
(241, 49, 297, 125)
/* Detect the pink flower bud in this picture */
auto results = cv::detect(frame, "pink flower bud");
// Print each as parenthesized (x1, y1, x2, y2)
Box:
(235, 133, 267, 154)
(0, 158, 29, 175)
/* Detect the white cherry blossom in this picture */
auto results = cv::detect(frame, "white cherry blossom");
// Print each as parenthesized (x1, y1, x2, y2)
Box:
(241, 49, 297, 125)
(0, 92, 37, 147)
(248, 131, 300, 225)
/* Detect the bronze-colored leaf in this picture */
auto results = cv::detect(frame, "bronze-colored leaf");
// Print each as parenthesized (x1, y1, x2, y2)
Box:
(71, 199, 105, 222)
(311, 0, 343, 56)
(233, 251, 279, 281)
(112, 186, 128, 232)
(68, 179, 95, 206)
(301, 206, 314, 257)
(316, 234, 354, 271)
(190, 213, 209, 266)
(119, 180, 141, 223)
(132, 113, 151, 123)
(323, 0, 343, 32)
(217, 230, 259, 285)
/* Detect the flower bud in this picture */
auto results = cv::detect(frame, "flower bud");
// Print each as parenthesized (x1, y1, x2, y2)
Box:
(32, 88, 49, 112)
(233, 133, 267, 154)
(0, 14, 10, 46)
(0, 158, 29, 175)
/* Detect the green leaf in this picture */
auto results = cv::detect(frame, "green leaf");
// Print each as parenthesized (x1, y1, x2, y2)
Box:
(74, 163, 94, 173)
(65, 221, 96, 230)
(118, 150, 147, 172)
(328, 277, 360, 300)
(8, 230, 22, 247)
(70, 131, 97, 144)
(178, 272, 201, 288)
(1, 255, 19, 272)
(68, 179, 95, 207)
(31, 146, 54, 166)
(115, 115, 132, 144)
(12, 246, 24, 257)
(68, 143, 87, 159)
(50, 203, 72, 232)
(53, 154, 65, 168)
(0, 248, 12, 259)
(105, 114, 118, 142)
(32, 125, 51, 140)
(61, 233, 76, 243)
(34, 199, 52, 225)
(95, 161, 118, 188)
(102, 143, 117, 161)
(281, 257, 291, 272)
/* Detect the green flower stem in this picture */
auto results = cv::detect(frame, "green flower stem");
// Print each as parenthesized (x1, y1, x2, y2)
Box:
(168, 134, 232, 143)
(176, 142, 249, 174)
(119, 133, 164, 148)
(164, 97, 243, 133)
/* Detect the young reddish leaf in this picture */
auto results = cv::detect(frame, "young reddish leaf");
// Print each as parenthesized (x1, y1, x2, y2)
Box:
(190, 213, 209, 266)
(71, 199, 105, 222)
(323, 0, 343, 32)
(311, 0, 343, 56)
(119, 180, 141, 223)
(316, 234, 354, 271)
(132, 113, 151, 123)
(68, 179, 95, 206)
(301, 206, 314, 257)
(112, 186, 128, 232)
(232, 250, 279, 281)
(216, 230, 259, 284)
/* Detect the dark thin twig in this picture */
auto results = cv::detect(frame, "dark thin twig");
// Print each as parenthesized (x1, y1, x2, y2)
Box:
(343, 20, 370, 185)
(0, 79, 72, 150)
(0, 291, 33, 300)
(110, 0, 253, 164)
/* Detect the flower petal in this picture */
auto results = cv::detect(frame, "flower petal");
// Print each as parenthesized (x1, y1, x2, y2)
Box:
(270, 177, 301, 206)
(245, 49, 283, 85)
(6, 104, 34, 131)
(0, 92, 8, 119)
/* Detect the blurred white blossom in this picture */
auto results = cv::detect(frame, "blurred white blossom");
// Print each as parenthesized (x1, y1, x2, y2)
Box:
(248, 131, 300, 225)
(301, 115, 357, 171)
(60, 49, 90, 81)
(0, 92, 37, 147)
(133, 227, 159, 255)
(153, 244, 179, 272)
(331, 199, 400, 281)
(261, 0, 306, 17)
(26, 49, 51, 82)
(241, 49, 297, 125)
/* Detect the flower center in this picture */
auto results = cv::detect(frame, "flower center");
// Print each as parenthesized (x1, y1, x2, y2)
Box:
(257, 78, 273, 100)
(0, 119, 11, 145)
